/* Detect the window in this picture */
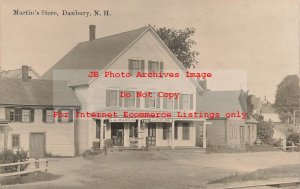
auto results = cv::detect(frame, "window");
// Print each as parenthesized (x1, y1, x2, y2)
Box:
(43, 109, 54, 123)
(149, 92, 156, 108)
(96, 120, 100, 139)
(9, 108, 34, 123)
(12, 134, 20, 148)
(57, 109, 73, 123)
(182, 122, 190, 140)
(167, 98, 174, 109)
(182, 94, 190, 110)
(252, 125, 255, 138)
(129, 123, 138, 138)
(148, 61, 159, 72)
(22, 109, 30, 122)
(126, 91, 136, 108)
(129, 59, 144, 76)
(106, 90, 118, 107)
(163, 123, 171, 140)
(14, 108, 22, 122)
(174, 122, 178, 140)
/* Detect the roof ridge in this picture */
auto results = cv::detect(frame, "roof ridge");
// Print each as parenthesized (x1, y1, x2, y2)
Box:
(79, 26, 149, 45)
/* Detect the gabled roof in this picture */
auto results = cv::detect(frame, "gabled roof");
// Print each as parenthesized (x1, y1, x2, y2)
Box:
(0, 67, 40, 79)
(196, 90, 247, 118)
(41, 25, 202, 90)
(0, 78, 81, 107)
(42, 26, 149, 84)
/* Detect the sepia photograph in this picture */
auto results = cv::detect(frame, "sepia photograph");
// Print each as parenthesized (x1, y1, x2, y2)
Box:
(0, 0, 299, 188)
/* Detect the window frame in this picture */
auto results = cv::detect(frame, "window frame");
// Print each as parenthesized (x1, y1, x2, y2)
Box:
(148, 91, 157, 108)
(43, 109, 55, 123)
(11, 134, 20, 148)
(107, 89, 119, 108)
(126, 91, 136, 108)
(130, 59, 142, 76)
(182, 94, 190, 110)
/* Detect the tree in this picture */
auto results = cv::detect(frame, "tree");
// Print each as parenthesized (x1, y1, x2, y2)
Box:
(155, 27, 199, 69)
(247, 94, 254, 116)
(274, 75, 300, 123)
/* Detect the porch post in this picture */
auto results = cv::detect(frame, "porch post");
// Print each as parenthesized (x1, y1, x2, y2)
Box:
(100, 119, 104, 149)
(203, 120, 207, 149)
(171, 120, 175, 149)
(137, 119, 141, 149)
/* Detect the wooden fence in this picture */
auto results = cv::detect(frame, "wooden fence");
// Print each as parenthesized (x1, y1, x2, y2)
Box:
(0, 158, 49, 177)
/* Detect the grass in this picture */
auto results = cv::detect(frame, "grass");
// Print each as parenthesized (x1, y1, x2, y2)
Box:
(209, 164, 300, 184)
(0, 171, 61, 185)
(206, 144, 280, 153)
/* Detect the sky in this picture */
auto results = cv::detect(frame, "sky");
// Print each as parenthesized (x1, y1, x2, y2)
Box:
(1, 0, 299, 102)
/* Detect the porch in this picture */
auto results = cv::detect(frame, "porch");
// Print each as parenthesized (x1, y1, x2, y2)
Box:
(91, 118, 209, 150)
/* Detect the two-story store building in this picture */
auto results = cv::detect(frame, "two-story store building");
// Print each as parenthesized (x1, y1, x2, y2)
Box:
(42, 25, 208, 154)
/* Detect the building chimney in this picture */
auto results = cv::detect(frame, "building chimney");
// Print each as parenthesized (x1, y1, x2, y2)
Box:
(89, 25, 96, 41)
(22, 65, 29, 82)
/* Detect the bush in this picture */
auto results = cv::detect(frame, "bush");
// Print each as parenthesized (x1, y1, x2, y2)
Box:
(287, 133, 300, 144)
(257, 122, 274, 144)
(0, 149, 28, 173)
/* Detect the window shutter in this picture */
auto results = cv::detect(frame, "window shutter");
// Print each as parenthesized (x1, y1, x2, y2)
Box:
(159, 62, 164, 73)
(141, 60, 145, 73)
(163, 97, 167, 109)
(148, 61, 153, 72)
(156, 94, 160, 108)
(179, 94, 183, 109)
(29, 109, 34, 122)
(119, 90, 123, 107)
(69, 109, 73, 123)
(128, 59, 134, 75)
(145, 92, 149, 108)
(58, 109, 62, 123)
(174, 98, 179, 109)
(106, 90, 110, 107)
(42, 109, 46, 123)
(190, 94, 193, 110)
(5, 108, 10, 121)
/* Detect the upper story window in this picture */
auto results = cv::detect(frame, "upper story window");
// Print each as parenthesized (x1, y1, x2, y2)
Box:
(182, 94, 190, 110)
(124, 91, 136, 108)
(43, 109, 55, 123)
(180, 94, 193, 110)
(166, 98, 174, 109)
(145, 92, 160, 109)
(8, 108, 34, 123)
(106, 90, 119, 107)
(57, 109, 73, 123)
(148, 61, 163, 73)
(128, 59, 144, 76)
